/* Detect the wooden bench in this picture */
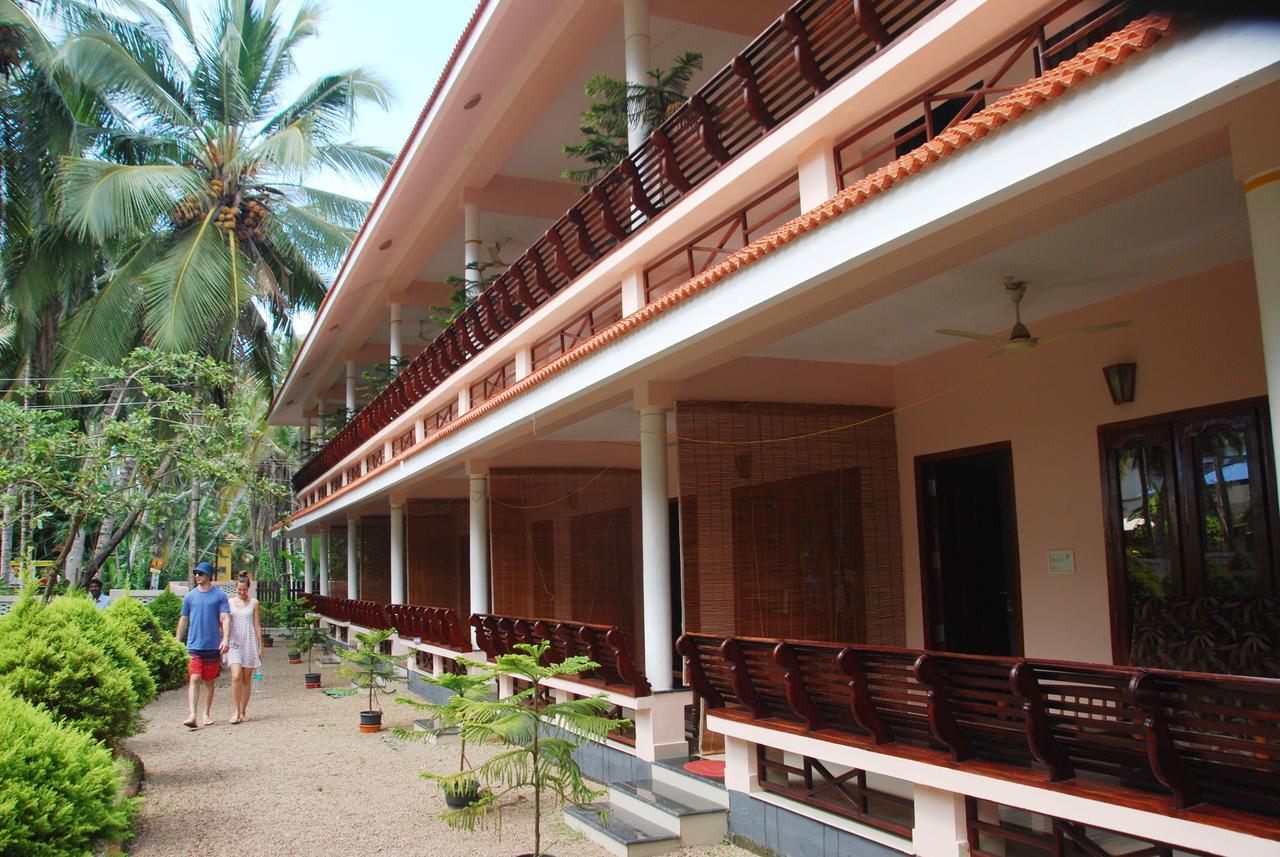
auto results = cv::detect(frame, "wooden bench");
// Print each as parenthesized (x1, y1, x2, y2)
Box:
(386, 604, 469, 651)
(470, 612, 651, 696)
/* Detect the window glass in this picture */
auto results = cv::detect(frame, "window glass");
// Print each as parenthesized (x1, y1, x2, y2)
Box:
(1116, 442, 1176, 599)
(1193, 426, 1262, 597)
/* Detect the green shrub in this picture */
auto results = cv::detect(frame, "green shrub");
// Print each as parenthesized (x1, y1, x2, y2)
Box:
(0, 616, 139, 745)
(106, 598, 189, 692)
(0, 687, 135, 857)
(148, 589, 182, 634)
(44, 597, 156, 708)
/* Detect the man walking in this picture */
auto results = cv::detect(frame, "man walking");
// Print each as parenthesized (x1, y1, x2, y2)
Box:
(175, 561, 230, 728)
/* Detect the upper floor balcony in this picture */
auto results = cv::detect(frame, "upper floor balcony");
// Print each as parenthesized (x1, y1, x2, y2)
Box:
(281, 0, 1152, 508)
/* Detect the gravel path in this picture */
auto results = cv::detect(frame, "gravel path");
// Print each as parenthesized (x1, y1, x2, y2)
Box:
(125, 642, 752, 857)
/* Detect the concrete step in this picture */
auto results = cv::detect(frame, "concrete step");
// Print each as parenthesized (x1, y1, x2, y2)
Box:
(608, 778, 727, 845)
(650, 755, 729, 808)
(563, 803, 679, 857)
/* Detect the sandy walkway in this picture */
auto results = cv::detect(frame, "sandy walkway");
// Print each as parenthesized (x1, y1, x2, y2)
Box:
(125, 642, 751, 857)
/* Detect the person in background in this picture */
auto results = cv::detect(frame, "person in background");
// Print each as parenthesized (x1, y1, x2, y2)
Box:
(225, 572, 263, 724)
(175, 562, 230, 729)
(87, 578, 112, 609)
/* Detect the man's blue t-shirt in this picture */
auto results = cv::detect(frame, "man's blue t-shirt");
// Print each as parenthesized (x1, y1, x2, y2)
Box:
(181, 586, 230, 652)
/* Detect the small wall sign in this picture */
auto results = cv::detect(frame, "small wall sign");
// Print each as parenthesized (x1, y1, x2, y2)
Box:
(1048, 549, 1076, 574)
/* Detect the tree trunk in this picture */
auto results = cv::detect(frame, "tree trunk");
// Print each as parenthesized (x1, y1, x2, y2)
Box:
(0, 493, 12, 584)
(188, 477, 200, 585)
(64, 525, 86, 584)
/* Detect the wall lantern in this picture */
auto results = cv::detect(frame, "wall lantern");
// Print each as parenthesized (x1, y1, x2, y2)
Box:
(1103, 362, 1137, 404)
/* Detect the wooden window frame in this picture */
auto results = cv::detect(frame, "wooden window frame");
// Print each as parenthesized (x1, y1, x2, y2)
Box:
(1098, 396, 1280, 665)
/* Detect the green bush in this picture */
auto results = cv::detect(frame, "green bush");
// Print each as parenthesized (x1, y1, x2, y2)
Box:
(44, 597, 156, 708)
(0, 687, 135, 857)
(0, 612, 139, 745)
(106, 598, 189, 692)
(147, 589, 183, 634)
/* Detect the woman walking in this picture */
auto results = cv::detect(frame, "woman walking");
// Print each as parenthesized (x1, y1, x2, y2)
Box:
(226, 573, 263, 724)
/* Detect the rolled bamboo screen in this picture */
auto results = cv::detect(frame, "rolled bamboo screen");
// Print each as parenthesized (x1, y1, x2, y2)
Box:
(327, 524, 347, 590)
(489, 468, 645, 667)
(676, 401, 904, 645)
(406, 499, 469, 617)
(358, 515, 391, 604)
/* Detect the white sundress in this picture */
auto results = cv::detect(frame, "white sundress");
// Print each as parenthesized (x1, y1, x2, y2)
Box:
(226, 597, 261, 669)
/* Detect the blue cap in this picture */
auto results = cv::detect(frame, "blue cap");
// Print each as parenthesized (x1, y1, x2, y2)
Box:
(194, 561, 215, 577)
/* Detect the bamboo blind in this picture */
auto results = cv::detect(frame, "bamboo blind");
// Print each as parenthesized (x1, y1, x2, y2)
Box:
(358, 515, 391, 605)
(406, 499, 470, 617)
(326, 525, 347, 590)
(676, 401, 904, 644)
(489, 468, 645, 666)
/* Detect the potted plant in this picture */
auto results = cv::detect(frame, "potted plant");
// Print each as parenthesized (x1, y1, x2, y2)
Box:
(394, 668, 492, 808)
(335, 627, 405, 732)
(292, 620, 329, 687)
(259, 601, 278, 648)
(428, 640, 629, 857)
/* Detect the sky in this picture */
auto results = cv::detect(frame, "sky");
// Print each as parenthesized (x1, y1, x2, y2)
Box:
(190, 0, 481, 201)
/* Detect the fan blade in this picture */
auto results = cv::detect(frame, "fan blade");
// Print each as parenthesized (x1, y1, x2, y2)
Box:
(1040, 320, 1132, 343)
(936, 328, 1005, 343)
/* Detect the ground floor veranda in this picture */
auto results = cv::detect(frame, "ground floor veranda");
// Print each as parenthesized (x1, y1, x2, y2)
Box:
(280, 67, 1280, 856)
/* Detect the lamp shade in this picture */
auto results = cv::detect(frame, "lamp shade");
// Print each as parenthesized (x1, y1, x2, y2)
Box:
(1103, 362, 1137, 404)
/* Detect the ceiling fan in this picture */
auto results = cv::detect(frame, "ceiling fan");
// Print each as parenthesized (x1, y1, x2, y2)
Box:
(936, 277, 1130, 355)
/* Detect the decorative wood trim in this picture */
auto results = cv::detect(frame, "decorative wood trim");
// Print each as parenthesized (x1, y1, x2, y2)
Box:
(1009, 660, 1074, 782)
(853, 0, 890, 47)
(677, 634, 724, 708)
(775, 642, 826, 731)
(618, 157, 658, 218)
(721, 637, 768, 719)
(591, 185, 627, 241)
(914, 653, 972, 761)
(783, 10, 830, 93)
(731, 56, 775, 130)
(688, 94, 730, 164)
(578, 625, 605, 680)
(1129, 672, 1202, 809)
(545, 227, 578, 279)
(651, 128, 692, 192)
(509, 264, 538, 310)
(607, 627, 652, 696)
(530, 249, 556, 296)
(567, 208, 602, 260)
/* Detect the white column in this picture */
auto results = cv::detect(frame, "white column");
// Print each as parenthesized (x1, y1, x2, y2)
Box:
(318, 529, 330, 596)
(621, 269, 646, 316)
(302, 416, 313, 455)
(469, 473, 491, 615)
(514, 347, 533, 380)
(623, 0, 651, 154)
(346, 517, 359, 600)
(316, 399, 326, 438)
(345, 361, 357, 415)
(389, 303, 403, 365)
(798, 139, 839, 212)
(1245, 169, 1280, 469)
(640, 406, 672, 691)
(302, 534, 313, 594)
(390, 501, 406, 605)
(912, 785, 969, 857)
(464, 202, 482, 300)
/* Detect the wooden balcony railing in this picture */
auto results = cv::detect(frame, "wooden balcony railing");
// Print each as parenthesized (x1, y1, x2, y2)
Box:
(470, 611, 652, 697)
(384, 604, 471, 652)
(677, 633, 1280, 835)
(291, 0, 949, 494)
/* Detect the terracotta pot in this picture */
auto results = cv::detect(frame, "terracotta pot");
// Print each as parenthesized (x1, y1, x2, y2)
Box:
(304, 673, 321, 688)
(359, 710, 382, 732)
(288, 656, 301, 665)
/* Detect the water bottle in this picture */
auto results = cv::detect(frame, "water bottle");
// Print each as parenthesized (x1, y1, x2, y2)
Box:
(253, 671, 263, 694)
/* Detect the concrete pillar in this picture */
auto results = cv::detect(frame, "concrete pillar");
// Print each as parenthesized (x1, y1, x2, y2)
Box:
(302, 416, 313, 455)
(468, 472, 491, 616)
(390, 501, 405, 605)
(912, 785, 969, 857)
(623, 0, 651, 154)
(464, 202, 482, 300)
(1233, 112, 1280, 489)
(346, 517, 359, 600)
(798, 139, 839, 212)
(640, 406, 672, 691)
(621, 269, 646, 316)
(345, 361, 357, 415)
(318, 529, 330, 596)
(389, 303, 403, 365)
(414, 417, 426, 444)
(316, 399, 325, 437)
(302, 534, 313, 594)
(458, 386, 471, 415)
(514, 347, 533, 381)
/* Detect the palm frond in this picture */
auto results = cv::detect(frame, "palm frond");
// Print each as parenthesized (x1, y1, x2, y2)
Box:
(58, 160, 204, 242)
(141, 210, 247, 350)
(57, 28, 196, 129)
(312, 142, 393, 187)
(261, 68, 390, 139)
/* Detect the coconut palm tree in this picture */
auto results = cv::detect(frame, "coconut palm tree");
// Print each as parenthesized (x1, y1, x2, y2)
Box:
(54, 0, 392, 386)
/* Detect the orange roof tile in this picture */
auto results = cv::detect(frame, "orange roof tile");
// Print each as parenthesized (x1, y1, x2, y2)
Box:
(289, 12, 1175, 521)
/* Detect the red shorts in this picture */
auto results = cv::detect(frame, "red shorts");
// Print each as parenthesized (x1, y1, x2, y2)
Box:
(188, 651, 222, 681)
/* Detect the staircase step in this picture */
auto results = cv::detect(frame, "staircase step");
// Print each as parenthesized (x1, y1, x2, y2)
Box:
(609, 779, 728, 844)
(563, 802, 679, 857)
(650, 756, 729, 808)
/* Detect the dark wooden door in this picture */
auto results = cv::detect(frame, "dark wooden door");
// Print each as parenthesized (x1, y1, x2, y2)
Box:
(918, 445, 1022, 656)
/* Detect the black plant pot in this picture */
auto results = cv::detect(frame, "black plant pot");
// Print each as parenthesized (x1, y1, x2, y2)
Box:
(263, 634, 274, 648)
(359, 710, 382, 732)
(304, 673, 321, 688)
(443, 779, 482, 809)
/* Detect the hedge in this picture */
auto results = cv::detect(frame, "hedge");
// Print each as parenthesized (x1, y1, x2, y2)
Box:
(0, 687, 135, 857)
(106, 597, 188, 691)
(147, 589, 182, 634)
(44, 597, 156, 708)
